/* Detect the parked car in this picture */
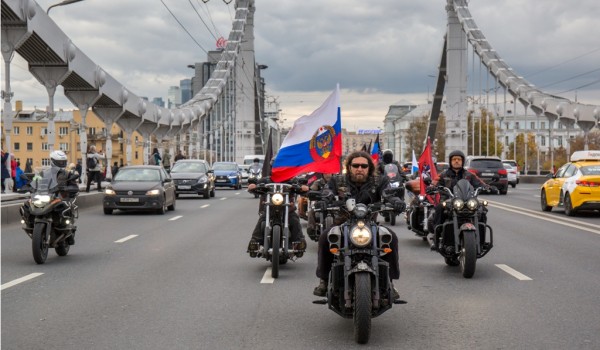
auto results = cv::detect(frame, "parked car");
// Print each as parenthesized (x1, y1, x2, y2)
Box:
(103, 165, 176, 215)
(169, 159, 215, 199)
(464, 156, 508, 194)
(503, 163, 518, 188)
(540, 150, 600, 216)
(212, 162, 242, 189)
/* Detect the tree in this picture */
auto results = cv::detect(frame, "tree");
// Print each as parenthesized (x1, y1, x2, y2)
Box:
(569, 129, 600, 152)
(506, 132, 539, 174)
(467, 108, 502, 157)
(404, 113, 446, 162)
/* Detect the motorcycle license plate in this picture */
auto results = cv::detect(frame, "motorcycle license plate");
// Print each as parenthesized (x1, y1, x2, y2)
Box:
(120, 197, 139, 202)
(178, 185, 191, 190)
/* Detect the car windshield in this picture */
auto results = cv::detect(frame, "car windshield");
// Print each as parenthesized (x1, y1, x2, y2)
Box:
(471, 160, 502, 169)
(580, 165, 600, 175)
(213, 163, 237, 171)
(503, 164, 514, 170)
(114, 168, 161, 181)
(171, 162, 207, 173)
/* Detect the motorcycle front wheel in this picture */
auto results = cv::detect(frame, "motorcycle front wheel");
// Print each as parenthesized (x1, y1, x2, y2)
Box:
(271, 225, 281, 278)
(390, 213, 396, 226)
(55, 240, 70, 256)
(460, 231, 477, 278)
(32, 222, 49, 264)
(353, 272, 372, 344)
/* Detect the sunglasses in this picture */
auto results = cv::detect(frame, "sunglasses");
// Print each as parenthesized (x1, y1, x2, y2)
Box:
(351, 163, 369, 169)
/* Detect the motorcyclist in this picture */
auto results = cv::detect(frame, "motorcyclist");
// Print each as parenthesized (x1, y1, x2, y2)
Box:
(248, 158, 262, 174)
(313, 151, 405, 298)
(246, 166, 309, 257)
(306, 173, 334, 239)
(378, 149, 407, 179)
(427, 150, 490, 247)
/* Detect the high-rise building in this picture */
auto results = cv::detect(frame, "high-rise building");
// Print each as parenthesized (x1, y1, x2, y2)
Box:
(180, 79, 192, 104)
(152, 97, 165, 108)
(167, 86, 181, 108)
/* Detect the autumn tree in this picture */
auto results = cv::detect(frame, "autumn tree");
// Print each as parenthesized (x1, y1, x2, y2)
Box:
(404, 113, 446, 162)
(467, 108, 503, 157)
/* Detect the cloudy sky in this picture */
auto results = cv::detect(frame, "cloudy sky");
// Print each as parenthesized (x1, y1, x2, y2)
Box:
(4, 0, 599, 130)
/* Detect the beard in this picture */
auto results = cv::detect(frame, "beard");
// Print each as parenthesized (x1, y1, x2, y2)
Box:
(350, 172, 368, 183)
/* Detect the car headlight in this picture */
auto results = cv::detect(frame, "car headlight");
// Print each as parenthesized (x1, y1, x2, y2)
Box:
(32, 195, 51, 208)
(104, 188, 116, 195)
(466, 198, 479, 211)
(271, 193, 284, 205)
(228, 175, 238, 179)
(146, 189, 160, 196)
(350, 221, 372, 247)
(196, 176, 207, 184)
(453, 199, 465, 210)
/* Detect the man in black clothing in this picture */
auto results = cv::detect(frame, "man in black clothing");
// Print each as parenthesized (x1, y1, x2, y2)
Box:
(313, 151, 405, 297)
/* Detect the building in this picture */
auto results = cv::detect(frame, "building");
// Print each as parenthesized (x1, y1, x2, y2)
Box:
(341, 129, 382, 156)
(1, 103, 145, 170)
(167, 86, 181, 108)
(180, 79, 192, 105)
(152, 97, 165, 108)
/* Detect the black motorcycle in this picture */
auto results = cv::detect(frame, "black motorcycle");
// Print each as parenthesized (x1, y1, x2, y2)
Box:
(252, 182, 305, 278)
(19, 168, 79, 264)
(405, 178, 440, 241)
(305, 191, 338, 242)
(248, 167, 262, 198)
(315, 197, 401, 344)
(381, 163, 405, 226)
(429, 179, 494, 278)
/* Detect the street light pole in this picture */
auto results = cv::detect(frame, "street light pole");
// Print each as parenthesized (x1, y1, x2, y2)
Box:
(47, 0, 84, 14)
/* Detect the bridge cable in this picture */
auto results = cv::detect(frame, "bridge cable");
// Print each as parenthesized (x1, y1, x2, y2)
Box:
(188, 0, 219, 42)
(524, 47, 600, 79)
(538, 67, 600, 89)
(554, 77, 600, 95)
(199, 0, 224, 39)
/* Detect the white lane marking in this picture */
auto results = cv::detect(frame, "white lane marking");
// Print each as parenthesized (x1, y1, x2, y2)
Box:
(1, 273, 44, 291)
(169, 215, 183, 221)
(220, 197, 226, 201)
(495, 264, 533, 281)
(260, 268, 275, 284)
(115, 235, 138, 243)
(200, 204, 210, 208)
(488, 201, 600, 235)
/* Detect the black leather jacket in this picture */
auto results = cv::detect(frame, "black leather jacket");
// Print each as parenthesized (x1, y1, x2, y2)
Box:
(435, 167, 487, 190)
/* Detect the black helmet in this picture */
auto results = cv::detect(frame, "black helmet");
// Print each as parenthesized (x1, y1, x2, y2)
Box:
(382, 149, 394, 164)
(253, 158, 260, 163)
(448, 150, 465, 163)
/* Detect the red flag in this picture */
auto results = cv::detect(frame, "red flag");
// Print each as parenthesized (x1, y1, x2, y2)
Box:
(371, 134, 380, 165)
(418, 137, 438, 196)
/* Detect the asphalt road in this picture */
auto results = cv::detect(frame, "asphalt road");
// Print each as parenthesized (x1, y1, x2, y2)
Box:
(2, 184, 599, 349)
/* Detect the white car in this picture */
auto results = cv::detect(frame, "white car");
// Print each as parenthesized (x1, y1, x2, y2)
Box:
(503, 163, 518, 188)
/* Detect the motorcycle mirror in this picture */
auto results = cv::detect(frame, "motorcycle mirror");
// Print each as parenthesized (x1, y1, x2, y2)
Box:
(345, 198, 356, 212)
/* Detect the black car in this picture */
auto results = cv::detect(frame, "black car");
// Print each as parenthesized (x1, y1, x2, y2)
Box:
(103, 165, 176, 214)
(464, 156, 508, 194)
(169, 160, 215, 199)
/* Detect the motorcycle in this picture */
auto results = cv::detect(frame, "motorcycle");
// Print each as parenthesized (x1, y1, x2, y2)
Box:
(429, 179, 494, 278)
(405, 176, 440, 241)
(306, 190, 337, 241)
(315, 197, 402, 344)
(381, 163, 405, 226)
(19, 168, 79, 264)
(252, 182, 306, 278)
(248, 167, 262, 198)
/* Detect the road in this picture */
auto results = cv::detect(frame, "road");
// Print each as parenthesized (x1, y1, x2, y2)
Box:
(2, 184, 599, 349)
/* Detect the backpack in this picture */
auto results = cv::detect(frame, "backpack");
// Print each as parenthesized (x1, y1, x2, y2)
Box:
(86, 155, 98, 170)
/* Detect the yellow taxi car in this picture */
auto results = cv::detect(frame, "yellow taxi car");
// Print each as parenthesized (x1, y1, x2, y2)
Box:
(541, 150, 600, 216)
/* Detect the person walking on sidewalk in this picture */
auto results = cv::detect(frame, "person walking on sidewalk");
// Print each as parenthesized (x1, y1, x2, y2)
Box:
(86, 146, 104, 192)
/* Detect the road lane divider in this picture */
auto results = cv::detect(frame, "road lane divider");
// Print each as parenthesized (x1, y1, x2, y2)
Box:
(200, 204, 210, 208)
(495, 264, 532, 281)
(1, 273, 44, 291)
(487, 200, 600, 235)
(168, 216, 183, 221)
(260, 268, 275, 284)
(115, 235, 138, 243)
(220, 197, 227, 201)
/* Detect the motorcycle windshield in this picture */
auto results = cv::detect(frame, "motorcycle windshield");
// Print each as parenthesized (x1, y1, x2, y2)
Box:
(30, 168, 59, 196)
(453, 179, 475, 200)
(384, 164, 402, 181)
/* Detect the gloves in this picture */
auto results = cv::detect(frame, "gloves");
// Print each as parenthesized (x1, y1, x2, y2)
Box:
(392, 199, 406, 213)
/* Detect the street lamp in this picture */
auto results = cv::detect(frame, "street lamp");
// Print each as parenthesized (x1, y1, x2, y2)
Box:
(47, 0, 84, 14)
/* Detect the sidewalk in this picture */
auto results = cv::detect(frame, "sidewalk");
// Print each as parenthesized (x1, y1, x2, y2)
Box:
(0, 181, 109, 203)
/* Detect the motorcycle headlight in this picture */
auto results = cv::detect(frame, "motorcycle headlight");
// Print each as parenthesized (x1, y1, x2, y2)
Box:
(353, 203, 368, 219)
(418, 195, 426, 201)
(453, 199, 465, 210)
(104, 188, 116, 195)
(271, 193, 284, 206)
(466, 198, 479, 211)
(146, 189, 160, 196)
(350, 221, 372, 247)
(32, 195, 51, 208)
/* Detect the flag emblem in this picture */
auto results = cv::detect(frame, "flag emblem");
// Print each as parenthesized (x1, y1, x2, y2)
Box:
(310, 125, 336, 160)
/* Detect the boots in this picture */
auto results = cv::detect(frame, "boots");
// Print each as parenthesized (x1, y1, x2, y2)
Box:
(292, 238, 307, 258)
(247, 239, 260, 258)
(313, 279, 328, 297)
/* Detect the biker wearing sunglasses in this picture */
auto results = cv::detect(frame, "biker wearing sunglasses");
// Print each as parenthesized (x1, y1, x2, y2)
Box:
(313, 151, 405, 298)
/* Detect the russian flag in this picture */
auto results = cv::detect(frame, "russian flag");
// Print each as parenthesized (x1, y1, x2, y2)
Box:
(271, 86, 342, 182)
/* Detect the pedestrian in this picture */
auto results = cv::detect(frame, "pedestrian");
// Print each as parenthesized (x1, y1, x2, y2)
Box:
(86, 145, 104, 192)
(10, 155, 17, 192)
(174, 149, 185, 162)
(111, 161, 119, 178)
(150, 148, 161, 166)
(1, 149, 10, 194)
(15, 161, 25, 190)
(162, 148, 172, 171)
(75, 160, 82, 183)
(24, 159, 32, 174)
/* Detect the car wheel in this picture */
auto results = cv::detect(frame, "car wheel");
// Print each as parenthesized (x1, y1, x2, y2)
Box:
(103, 208, 113, 215)
(564, 193, 576, 217)
(203, 189, 210, 199)
(540, 190, 552, 212)
(168, 197, 176, 211)
(500, 186, 508, 195)
(510, 182, 516, 188)
(157, 197, 167, 215)
(176, 193, 179, 199)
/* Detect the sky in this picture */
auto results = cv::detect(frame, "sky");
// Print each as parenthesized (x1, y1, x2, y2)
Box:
(3, 0, 600, 131)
